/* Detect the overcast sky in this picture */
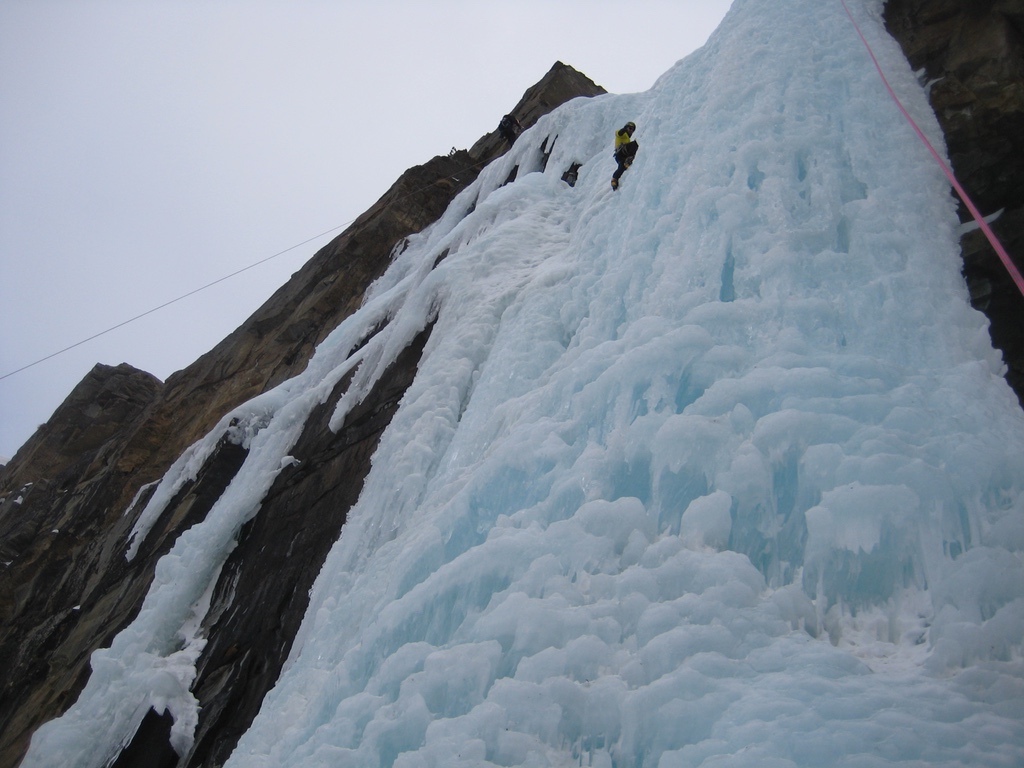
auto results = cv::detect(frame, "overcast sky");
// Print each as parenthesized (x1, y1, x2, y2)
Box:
(0, 1, 733, 461)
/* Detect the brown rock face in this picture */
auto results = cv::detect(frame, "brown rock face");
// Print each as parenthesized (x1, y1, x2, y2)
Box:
(0, 363, 162, 502)
(885, 0, 1024, 403)
(0, 62, 604, 768)
(0, 362, 161, 628)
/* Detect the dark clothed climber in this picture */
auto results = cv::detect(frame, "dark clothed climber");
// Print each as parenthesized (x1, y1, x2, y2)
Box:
(611, 121, 638, 190)
(498, 114, 522, 146)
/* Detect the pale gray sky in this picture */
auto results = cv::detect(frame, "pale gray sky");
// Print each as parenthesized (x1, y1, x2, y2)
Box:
(0, 0, 733, 460)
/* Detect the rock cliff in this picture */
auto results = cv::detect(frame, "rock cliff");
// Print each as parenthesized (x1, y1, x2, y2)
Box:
(0, 62, 605, 768)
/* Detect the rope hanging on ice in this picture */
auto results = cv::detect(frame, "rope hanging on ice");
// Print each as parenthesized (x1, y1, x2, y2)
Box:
(840, 0, 1024, 299)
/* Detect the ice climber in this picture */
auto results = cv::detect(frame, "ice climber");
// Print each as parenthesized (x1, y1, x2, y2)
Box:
(498, 114, 522, 146)
(611, 121, 638, 190)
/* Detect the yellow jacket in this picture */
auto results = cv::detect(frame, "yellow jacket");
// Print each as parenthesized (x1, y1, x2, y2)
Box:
(615, 124, 636, 149)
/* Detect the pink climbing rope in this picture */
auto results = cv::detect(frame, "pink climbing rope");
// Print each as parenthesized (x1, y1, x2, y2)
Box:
(841, 0, 1024, 298)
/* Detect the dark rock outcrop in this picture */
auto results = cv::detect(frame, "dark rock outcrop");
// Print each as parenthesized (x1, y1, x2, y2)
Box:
(885, 0, 1024, 403)
(181, 323, 434, 768)
(0, 362, 161, 618)
(0, 62, 604, 768)
(0, 363, 162, 508)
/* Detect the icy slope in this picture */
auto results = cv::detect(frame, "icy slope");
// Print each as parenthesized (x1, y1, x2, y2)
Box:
(23, 0, 1024, 765)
